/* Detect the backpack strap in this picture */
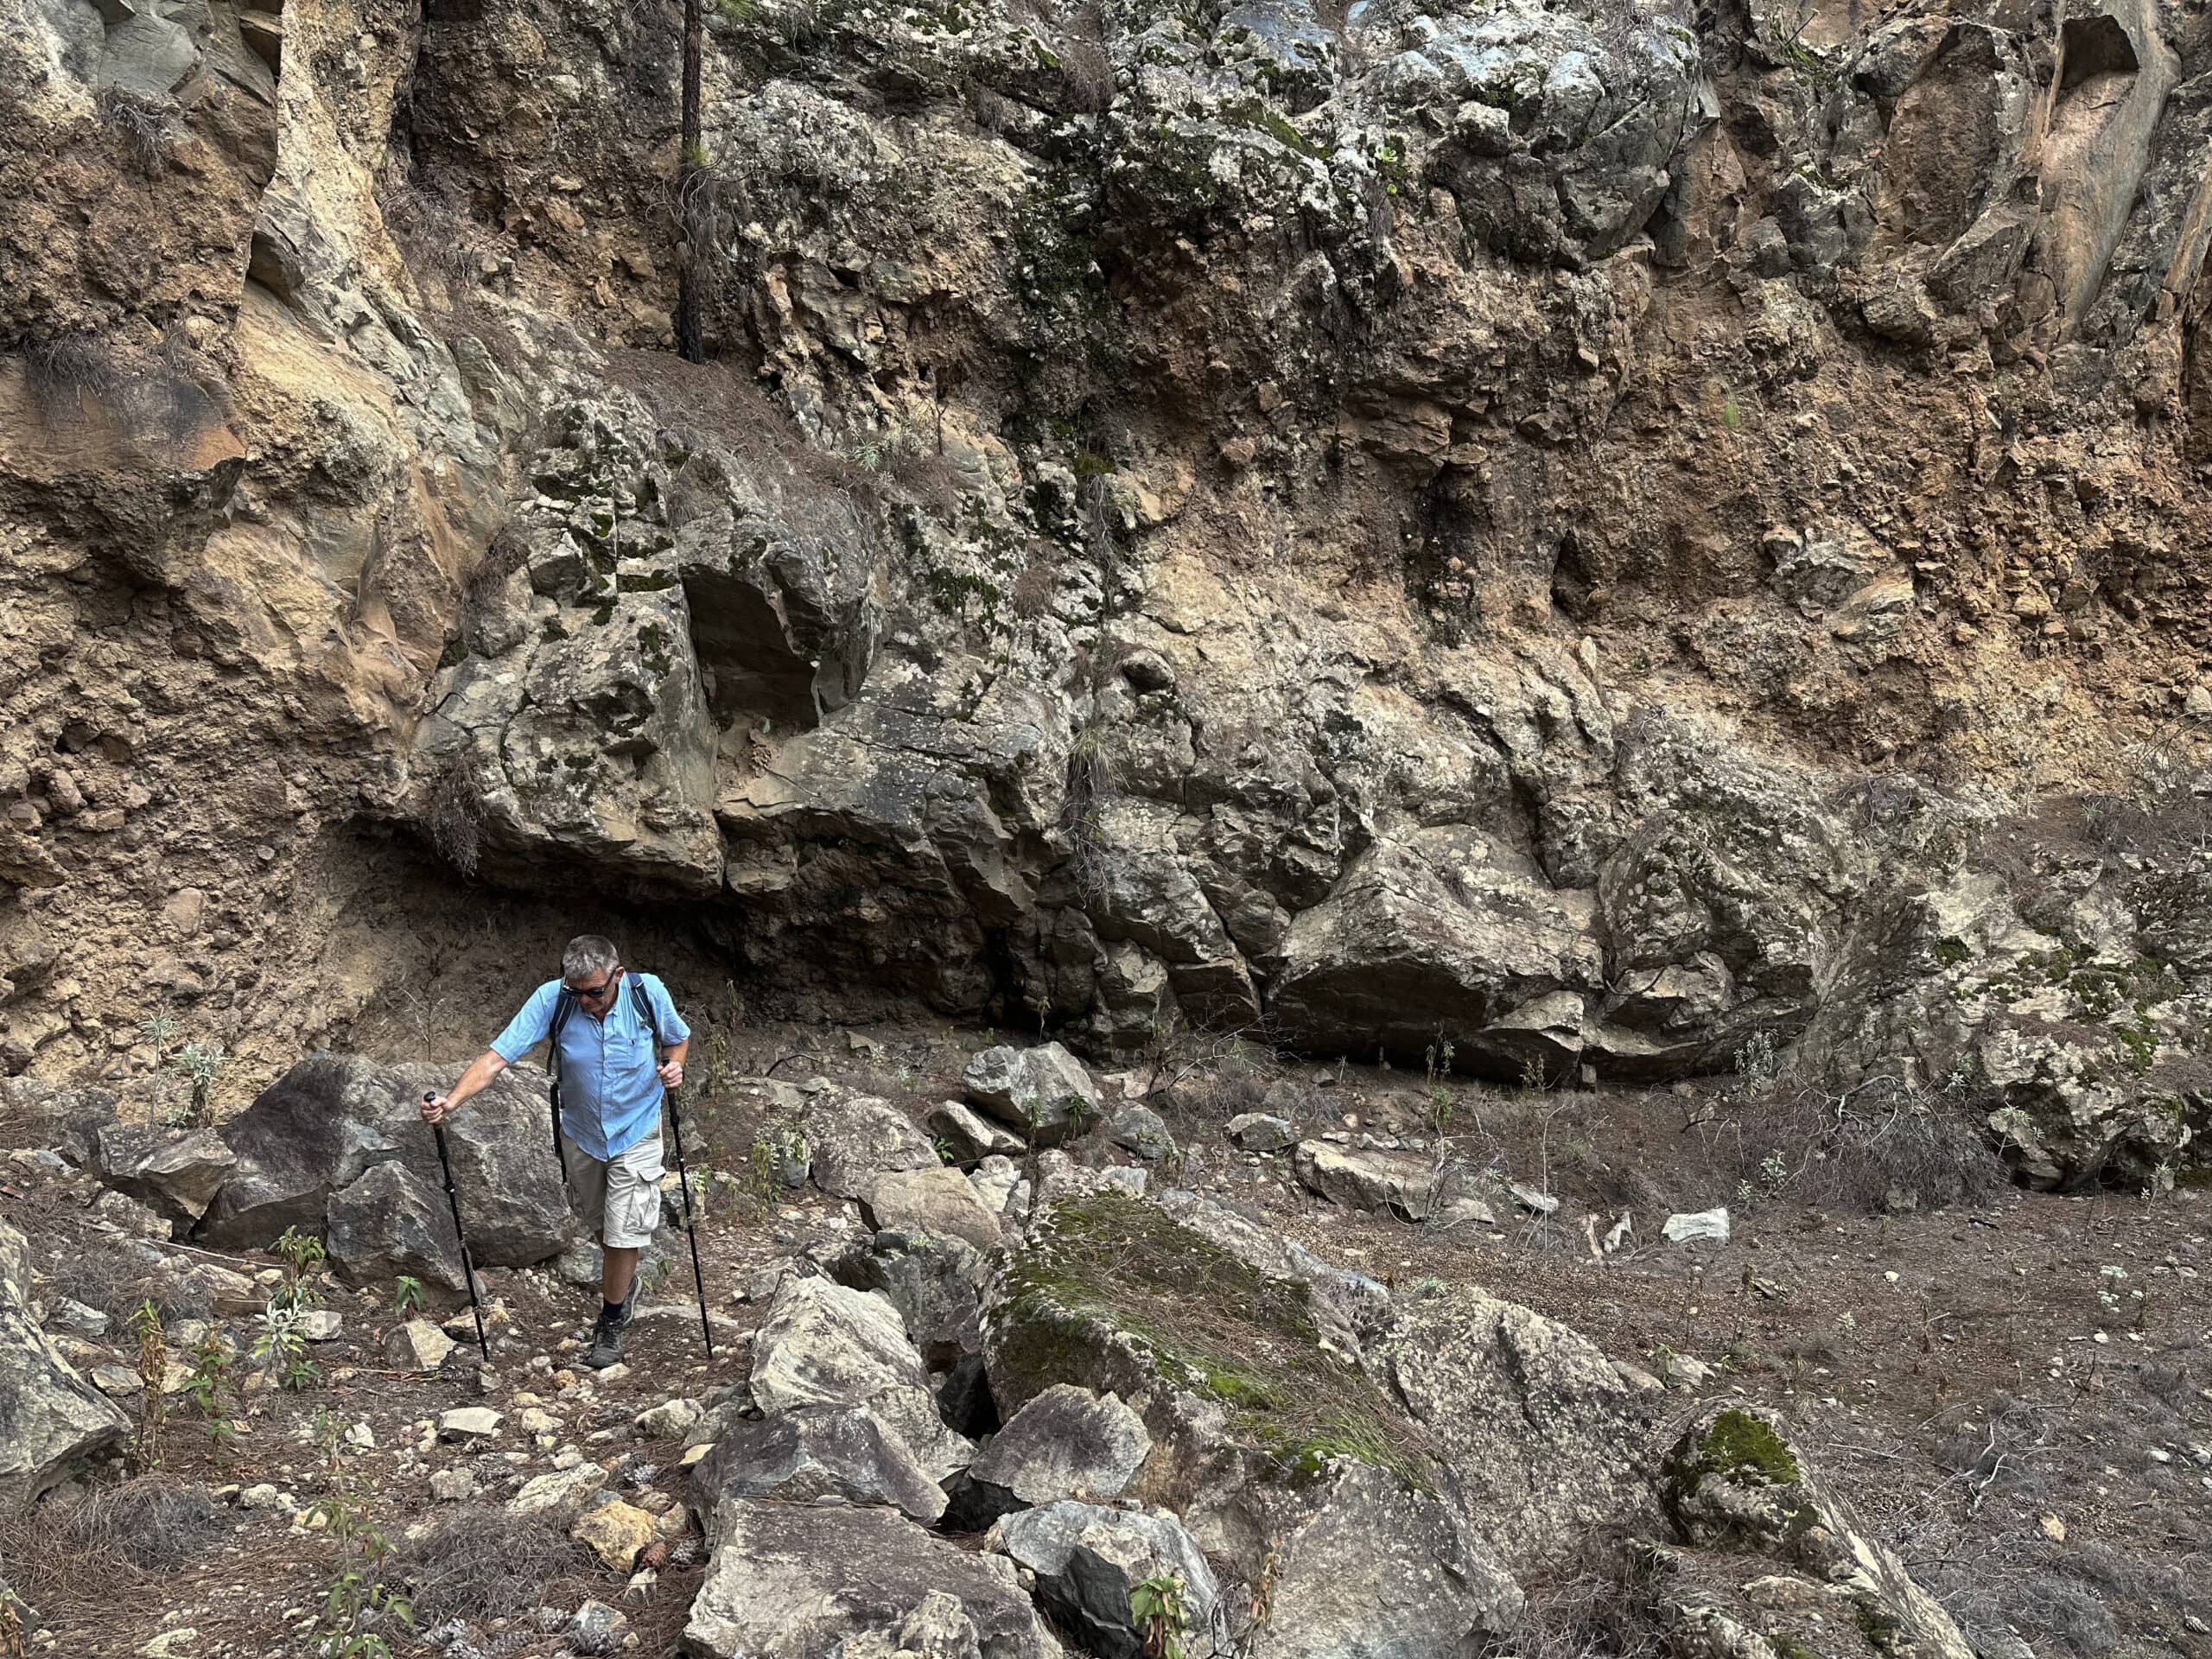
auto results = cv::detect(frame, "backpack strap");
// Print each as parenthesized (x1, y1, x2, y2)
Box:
(627, 975, 667, 1053)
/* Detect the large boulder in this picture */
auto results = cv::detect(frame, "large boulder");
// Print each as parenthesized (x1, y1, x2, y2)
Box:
(863, 1166, 1004, 1253)
(827, 1230, 989, 1370)
(962, 1044, 1102, 1147)
(944, 1383, 1151, 1531)
(1248, 1463, 1522, 1659)
(800, 1090, 938, 1202)
(1268, 829, 1605, 1077)
(748, 1275, 974, 1480)
(995, 1501, 1222, 1659)
(1292, 1141, 1445, 1220)
(984, 1189, 1433, 1580)
(326, 1160, 470, 1291)
(682, 1500, 1061, 1659)
(1375, 1282, 1659, 1567)
(925, 1101, 1025, 1166)
(197, 1054, 568, 1272)
(690, 1402, 949, 1524)
(0, 1218, 129, 1506)
(93, 1124, 237, 1227)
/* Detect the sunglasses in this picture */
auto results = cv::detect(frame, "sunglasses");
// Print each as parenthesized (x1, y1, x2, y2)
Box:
(569, 968, 623, 1001)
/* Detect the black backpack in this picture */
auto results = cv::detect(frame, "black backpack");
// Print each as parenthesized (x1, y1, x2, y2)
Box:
(545, 975, 669, 1175)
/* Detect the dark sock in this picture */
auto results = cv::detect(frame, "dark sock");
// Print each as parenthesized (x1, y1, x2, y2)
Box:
(601, 1299, 623, 1323)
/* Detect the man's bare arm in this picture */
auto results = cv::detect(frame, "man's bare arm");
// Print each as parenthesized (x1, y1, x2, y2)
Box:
(421, 1048, 510, 1124)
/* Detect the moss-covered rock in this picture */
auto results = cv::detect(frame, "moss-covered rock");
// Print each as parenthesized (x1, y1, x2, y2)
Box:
(1659, 1406, 1973, 1659)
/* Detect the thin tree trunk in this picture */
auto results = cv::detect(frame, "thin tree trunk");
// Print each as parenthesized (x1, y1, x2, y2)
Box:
(675, 0, 706, 364)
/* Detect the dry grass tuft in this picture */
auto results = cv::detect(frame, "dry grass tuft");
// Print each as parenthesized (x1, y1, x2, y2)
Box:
(0, 1479, 222, 1611)
(1700, 1073, 2010, 1214)
(393, 1505, 596, 1626)
(1476, 1533, 1669, 1659)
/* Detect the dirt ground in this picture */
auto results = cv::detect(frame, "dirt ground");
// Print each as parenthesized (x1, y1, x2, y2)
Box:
(3, 1016, 2206, 1659)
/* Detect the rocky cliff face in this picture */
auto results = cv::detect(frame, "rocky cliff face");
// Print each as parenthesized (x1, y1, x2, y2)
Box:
(9, 0, 2212, 1184)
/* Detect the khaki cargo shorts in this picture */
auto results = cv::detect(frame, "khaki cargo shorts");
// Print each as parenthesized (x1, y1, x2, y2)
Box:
(561, 1133, 664, 1249)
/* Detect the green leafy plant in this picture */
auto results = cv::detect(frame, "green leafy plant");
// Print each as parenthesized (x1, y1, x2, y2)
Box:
(251, 1300, 320, 1392)
(1423, 1028, 1454, 1087)
(1131, 1571, 1191, 1659)
(308, 1408, 413, 1658)
(273, 1226, 327, 1313)
(391, 1275, 424, 1318)
(175, 1040, 224, 1127)
(130, 1300, 167, 1471)
(184, 1332, 240, 1466)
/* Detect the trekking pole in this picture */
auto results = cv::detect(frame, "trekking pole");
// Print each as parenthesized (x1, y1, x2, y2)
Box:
(665, 1086, 714, 1358)
(424, 1095, 492, 1363)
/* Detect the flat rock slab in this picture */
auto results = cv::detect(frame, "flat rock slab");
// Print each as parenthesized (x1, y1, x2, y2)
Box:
(683, 1499, 1058, 1659)
(947, 1383, 1150, 1530)
(1663, 1208, 1731, 1244)
(862, 1166, 1004, 1253)
(1293, 1140, 1440, 1219)
(438, 1407, 502, 1440)
(691, 1402, 949, 1524)
(509, 1463, 613, 1523)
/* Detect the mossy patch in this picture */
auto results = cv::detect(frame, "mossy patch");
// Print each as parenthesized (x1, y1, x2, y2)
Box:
(1000, 1191, 1431, 1489)
(1669, 1407, 1802, 1497)
(1853, 1602, 1903, 1654)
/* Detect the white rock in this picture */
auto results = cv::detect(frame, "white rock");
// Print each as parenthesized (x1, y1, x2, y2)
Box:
(1662, 1208, 1730, 1245)
(1510, 1183, 1560, 1217)
(438, 1407, 503, 1441)
(52, 1298, 111, 1338)
(385, 1319, 457, 1372)
(635, 1397, 704, 1440)
(509, 1462, 613, 1523)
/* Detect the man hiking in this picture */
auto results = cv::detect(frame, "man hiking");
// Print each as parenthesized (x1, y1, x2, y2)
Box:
(421, 935, 691, 1369)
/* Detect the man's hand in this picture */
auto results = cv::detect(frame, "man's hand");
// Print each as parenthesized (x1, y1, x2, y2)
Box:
(420, 1091, 451, 1126)
(657, 1058, 685, 1089)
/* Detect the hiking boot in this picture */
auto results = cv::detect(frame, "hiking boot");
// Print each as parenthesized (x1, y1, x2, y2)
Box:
(613, 1276, 640, 1331)
(584, 1306, 625, 1370)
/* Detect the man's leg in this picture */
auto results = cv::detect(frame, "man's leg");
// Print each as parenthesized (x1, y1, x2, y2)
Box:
(585, 1135, 664, 1368)
(601, 1245, 641, 1307)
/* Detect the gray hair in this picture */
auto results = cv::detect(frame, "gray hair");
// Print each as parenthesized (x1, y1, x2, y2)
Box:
(562, 935, 620, 983)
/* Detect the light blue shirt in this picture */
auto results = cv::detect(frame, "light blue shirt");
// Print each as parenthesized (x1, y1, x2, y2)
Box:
(491, 973, 691, 1161)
